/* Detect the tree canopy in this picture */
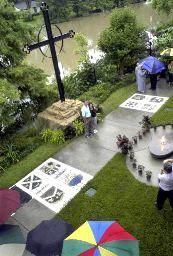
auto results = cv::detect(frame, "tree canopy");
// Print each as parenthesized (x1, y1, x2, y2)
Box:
(152, 0, 173, 14)
(0, 0, 55, 133)
(98, 8, 145, 71)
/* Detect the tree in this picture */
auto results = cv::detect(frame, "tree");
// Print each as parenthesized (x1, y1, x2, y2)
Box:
(0, 0, 34, 66)
(0, 1, 54, 133)
(152, 0, 173, 14)
(98, 8, 145, 72)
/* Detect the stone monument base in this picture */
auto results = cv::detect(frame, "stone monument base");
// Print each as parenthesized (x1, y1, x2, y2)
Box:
(38, 99, 82, 128)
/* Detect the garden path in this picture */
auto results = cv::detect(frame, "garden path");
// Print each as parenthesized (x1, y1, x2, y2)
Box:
(12, 79, 172, 256)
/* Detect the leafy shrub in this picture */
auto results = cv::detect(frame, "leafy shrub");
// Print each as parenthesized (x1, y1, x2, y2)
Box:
(41, 128, 53, 142)
(72, 120, 85, 136)
(79, 83, 113, 104)
(50, 130, 65, 144)
(3, 144, 20, 164)
(41, 129, 65, 144)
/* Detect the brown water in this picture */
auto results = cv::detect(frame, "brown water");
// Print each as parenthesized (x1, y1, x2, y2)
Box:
(26, 3, 170, 76)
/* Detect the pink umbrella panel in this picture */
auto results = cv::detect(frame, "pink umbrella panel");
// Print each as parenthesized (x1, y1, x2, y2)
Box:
(0, 189, 20, 224)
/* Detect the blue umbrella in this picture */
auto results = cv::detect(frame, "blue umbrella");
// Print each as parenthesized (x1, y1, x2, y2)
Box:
(141, 56, 165, 74)
(26, 219, 74, 256)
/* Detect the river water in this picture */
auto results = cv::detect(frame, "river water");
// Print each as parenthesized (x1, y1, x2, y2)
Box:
(26, 3, 169, 77)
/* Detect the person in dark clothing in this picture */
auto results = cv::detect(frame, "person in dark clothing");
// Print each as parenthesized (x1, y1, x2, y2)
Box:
(149, 73, 157, 90)
(89, 103, 98, 133)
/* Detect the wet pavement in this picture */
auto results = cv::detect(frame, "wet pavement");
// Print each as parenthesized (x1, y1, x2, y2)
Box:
(10, 79, 173, 255)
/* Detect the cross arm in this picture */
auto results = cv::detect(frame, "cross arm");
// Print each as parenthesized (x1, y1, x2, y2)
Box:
(24, 30, 75, 53)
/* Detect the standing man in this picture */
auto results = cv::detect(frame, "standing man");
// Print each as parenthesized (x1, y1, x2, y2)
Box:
(81, 101, 93, 138)
(155, 159, 173, 210)
(149, 73, 157, 90)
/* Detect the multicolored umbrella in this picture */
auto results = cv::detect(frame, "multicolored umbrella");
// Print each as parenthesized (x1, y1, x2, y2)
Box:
(0, 189, 20, 224)
(160, 48, 173, 57)
(62, 221, 139, 256)
(0, 224, 25, 256)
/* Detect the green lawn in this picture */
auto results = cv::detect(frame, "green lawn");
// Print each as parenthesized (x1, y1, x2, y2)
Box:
(0, 84, 135, 188)
(102, 84, 136, 114)
(0, 143, 67, 188)
(57, 154, 173, 256)
(151, 96, 173, 127)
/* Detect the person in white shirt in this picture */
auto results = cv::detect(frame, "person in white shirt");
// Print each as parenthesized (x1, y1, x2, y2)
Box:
(81, 101, 93, 138)
(155, 159, 173, 210)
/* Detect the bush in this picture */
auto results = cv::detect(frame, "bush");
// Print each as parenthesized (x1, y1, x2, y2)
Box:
(41, 129, 65, 145)
(50, 130, 65, 144)
(72, 120, 85, 136)
(79, 83, 113, 104)
(41, 128, 53, 142)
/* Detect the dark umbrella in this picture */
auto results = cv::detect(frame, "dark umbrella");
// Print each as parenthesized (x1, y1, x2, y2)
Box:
(0, 224, 25, 256)
(0, 189, 20, 224)
(141, 56, 165, 74)
(26, 219, 74, 256)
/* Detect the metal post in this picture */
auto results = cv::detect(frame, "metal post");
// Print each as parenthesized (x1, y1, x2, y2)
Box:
(41, 2, 65, 102)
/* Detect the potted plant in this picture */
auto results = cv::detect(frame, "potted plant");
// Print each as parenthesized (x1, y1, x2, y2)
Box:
(138, 131, 142, 139)
(146, 170, 152, 181)
(132, 136, 137, 144)
(129, 150, 134, 160)
(138, 165, 144, 175)
(116, 135, 133, 154)
(132, 159, 137, 168)
(139, 115, 151, 132)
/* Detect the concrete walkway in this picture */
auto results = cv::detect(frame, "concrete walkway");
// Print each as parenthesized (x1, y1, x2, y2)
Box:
(12, 79, 173, 255)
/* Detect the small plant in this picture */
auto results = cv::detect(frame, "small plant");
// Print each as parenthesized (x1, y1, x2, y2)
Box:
(4, 144, 20, 164)
(138, 165, 144, 175)
(146, 170, 152, 181)
(0, 166, 5, 175)
(138, 131, 142, 139)
(50, 130, 65, 144)
(41, 129, 53, 142)
(129, 150, 134, 160)
(139, 115, 151, 131)
(41, 129, 65, 144)
(116, 135, 133, 154)
(132, 159, 137, 168)
(72, 120, 85, 136)
(132, 136, 137, 144)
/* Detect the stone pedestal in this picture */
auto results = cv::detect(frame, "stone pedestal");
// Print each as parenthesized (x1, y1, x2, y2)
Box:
(38, 99, 82, 128)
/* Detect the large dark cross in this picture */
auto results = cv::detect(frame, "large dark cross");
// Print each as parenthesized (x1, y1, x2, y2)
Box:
(25, 2, 75, 102)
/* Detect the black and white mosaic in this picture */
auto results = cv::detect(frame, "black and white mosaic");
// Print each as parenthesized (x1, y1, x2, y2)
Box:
(120, 94, 168, 113)
(15, 158, 93, 213)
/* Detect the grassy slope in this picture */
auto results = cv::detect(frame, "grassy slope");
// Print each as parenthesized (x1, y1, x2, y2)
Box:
(57, 154, 173, 256)
(0, 84, 136, 188)
(151, 96, 173, 127)
(0, 143, 67, 188)
(102, 84, 136, 113)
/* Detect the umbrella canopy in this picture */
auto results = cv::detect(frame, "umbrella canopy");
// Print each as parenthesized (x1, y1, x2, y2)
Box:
(0, 189, 20, 224)
(26, 219, 74, 256)
(160, 48, 173, 57)
(141, 56, 165, 74)
(0, 224, 25, 256)
(62, 221, 139, 256)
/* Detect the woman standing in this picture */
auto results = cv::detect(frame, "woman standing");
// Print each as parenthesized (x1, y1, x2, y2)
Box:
(135, 63, 146, 93)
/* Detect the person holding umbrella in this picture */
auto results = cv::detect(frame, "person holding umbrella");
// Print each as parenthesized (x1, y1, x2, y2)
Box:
(141, 56, 165, 91)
